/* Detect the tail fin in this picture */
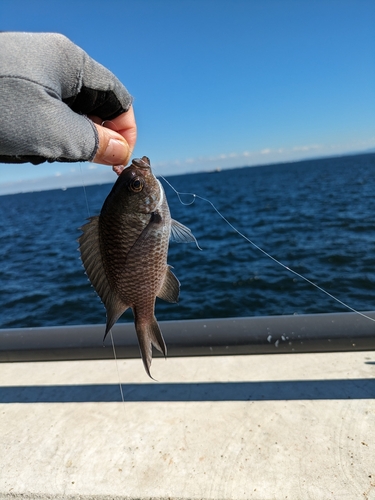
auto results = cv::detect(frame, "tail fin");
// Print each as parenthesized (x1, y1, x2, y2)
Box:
(134, 315, 167, 378)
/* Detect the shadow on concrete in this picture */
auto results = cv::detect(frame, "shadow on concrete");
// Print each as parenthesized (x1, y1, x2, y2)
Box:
(0, 379, 375, 403)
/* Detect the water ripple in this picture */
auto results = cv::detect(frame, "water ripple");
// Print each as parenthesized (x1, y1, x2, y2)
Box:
(1, 153, 375, 328)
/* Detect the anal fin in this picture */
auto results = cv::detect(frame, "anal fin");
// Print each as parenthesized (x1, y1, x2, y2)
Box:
(157, 266, 180, 303)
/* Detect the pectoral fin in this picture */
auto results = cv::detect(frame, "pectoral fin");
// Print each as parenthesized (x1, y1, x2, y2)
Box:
(170, 219, 201, 249)
(157, 266, 180, 303)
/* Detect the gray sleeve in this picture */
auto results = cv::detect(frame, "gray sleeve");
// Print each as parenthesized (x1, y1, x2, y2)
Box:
(0, 32, 133, 164)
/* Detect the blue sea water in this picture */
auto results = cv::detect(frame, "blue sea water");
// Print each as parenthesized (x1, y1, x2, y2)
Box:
(1, 153, 375, 329)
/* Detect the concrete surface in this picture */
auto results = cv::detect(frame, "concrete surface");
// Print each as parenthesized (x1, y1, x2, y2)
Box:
(0, 351, 375, 499)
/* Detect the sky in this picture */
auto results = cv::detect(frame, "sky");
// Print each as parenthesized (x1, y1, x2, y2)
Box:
(0, 0, 374, 194)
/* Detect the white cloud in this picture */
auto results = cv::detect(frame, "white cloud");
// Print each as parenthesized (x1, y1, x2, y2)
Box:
(151, 139, 375, 176)
(1, 139, 374, 195)
(292, 144, 321, 152)
(0, 163, 116, 195)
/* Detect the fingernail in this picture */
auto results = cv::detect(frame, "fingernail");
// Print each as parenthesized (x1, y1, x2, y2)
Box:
(102, 138, 128, 164)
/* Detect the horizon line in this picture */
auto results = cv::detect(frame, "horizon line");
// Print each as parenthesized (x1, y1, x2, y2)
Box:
(1, 148, 375, 197)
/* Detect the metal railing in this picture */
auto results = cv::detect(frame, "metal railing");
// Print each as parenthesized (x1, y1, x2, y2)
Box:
(1, 311, 375, 362)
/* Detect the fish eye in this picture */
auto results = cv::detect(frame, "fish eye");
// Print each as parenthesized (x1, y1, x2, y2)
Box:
(130, 177, 143, 192)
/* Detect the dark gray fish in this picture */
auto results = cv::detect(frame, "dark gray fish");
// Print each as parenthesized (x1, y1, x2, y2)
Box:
(78, 156, 198, 377)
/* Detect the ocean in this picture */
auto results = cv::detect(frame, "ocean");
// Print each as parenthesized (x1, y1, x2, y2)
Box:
(1, 153, 375, 329)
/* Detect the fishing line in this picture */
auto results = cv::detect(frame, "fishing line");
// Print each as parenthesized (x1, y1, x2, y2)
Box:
(160, 175, 375, 324)
(79, 164, 91, 219)
(110, 330, 125, 403)
(79, 164, 126, 403)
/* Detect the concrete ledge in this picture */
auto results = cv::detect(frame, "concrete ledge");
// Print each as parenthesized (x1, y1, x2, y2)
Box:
(1, 350, 375, 499)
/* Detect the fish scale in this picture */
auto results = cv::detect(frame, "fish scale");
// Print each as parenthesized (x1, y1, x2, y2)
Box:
(79, 156, 198, 377)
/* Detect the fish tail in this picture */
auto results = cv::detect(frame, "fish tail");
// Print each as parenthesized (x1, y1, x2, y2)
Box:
(135, 315, 167, 379)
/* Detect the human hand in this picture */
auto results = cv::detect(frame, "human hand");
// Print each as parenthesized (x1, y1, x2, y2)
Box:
(0, 32, 137, 167)
(90, 105, 137, 171)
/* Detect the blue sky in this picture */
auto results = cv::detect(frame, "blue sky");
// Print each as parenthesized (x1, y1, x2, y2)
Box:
(0, 0, 374, 194)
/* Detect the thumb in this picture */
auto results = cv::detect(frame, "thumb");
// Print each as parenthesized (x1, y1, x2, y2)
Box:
(92, 123, 131, 166)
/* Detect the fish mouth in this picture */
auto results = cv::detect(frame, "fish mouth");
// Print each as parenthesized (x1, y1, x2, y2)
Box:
(132, 156, 151, 170)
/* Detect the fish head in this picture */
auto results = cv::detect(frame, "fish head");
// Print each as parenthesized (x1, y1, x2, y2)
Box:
(102, 156, 164, 215)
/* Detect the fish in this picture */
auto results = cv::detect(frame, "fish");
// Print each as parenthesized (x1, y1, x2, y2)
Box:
(78, 156, 198, 377)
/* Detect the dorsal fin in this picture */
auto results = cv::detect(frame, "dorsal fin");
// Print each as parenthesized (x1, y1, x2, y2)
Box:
(78, 216, 129, 337)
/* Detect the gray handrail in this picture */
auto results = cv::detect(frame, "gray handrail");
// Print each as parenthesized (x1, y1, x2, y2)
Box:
(1, 311, 375, 362)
